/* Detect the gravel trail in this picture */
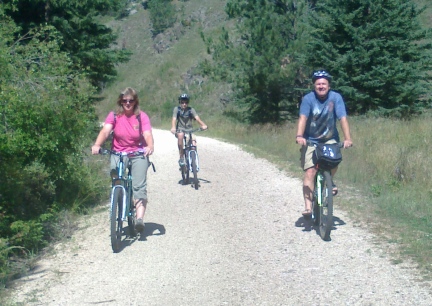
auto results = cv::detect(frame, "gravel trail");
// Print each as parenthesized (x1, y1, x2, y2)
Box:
(10, 129, 432, 305)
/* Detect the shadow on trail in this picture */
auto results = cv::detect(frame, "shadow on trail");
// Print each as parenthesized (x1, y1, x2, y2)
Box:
(139, 222, 166, 241)
(116, 222, 165, 251)
(294, 215, 346, 240)
(177, 177, 211, 187)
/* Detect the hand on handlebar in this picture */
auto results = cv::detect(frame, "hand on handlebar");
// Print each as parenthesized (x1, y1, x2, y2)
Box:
(91, 145, 101, 155)
(343, 139, 353, 148)
(296, 136, 306, 146)
(144, 146, 154, 156)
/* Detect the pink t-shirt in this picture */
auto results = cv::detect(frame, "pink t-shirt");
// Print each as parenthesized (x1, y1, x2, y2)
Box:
(105, 111, 152, 152)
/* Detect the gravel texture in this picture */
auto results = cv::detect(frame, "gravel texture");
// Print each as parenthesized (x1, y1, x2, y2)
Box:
(10, 129, 432, 305)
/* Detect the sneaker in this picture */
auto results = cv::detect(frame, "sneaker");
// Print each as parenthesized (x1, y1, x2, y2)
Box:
(178, 158, 185, 166)
(135, 218, 145, 232)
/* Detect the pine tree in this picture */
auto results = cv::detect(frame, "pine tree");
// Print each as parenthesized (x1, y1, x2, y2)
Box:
(3, 0, 131, 88)
(306, 0, 432, 116)
(204, 0, 310, 124)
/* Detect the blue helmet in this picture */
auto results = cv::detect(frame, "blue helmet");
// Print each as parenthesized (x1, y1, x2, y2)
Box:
(312, 70, 332, 83)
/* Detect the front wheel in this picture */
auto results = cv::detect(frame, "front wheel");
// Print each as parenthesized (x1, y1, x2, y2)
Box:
(181, 163, 189, 185)
(319, 171, 334, 240)
(190, 150, 199, 190)
(110, 188, 123, 253)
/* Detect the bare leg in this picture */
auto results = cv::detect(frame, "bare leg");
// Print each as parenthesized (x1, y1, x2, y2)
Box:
(135, 199, 147, 219)
(303, 167, 317, 214)
(177, 133, 185, 158)
(331, 166, 338, 194)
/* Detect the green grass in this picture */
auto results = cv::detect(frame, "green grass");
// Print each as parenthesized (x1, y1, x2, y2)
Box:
(209, 113, 432, 276)
(96, 0, 432, 278)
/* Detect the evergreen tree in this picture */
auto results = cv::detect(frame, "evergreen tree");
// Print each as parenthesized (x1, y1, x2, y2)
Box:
(3, 0, 131, 88)
(306, 0, 432, 116)
(203, 0, 310, 124)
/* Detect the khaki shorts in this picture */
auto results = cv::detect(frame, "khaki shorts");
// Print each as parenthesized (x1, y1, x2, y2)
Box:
(176, 131, 197, 142)
(110, 154, 149, 200)
(300, 139, 337, 170)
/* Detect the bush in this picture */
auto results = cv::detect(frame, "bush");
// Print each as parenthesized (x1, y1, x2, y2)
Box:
(148, 0, 177, 36)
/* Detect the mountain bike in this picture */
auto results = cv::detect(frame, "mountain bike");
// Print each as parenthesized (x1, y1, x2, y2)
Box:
(307, 141, 344, 241)
(177, 128, 206, 190)
(99, 149, 155, 253)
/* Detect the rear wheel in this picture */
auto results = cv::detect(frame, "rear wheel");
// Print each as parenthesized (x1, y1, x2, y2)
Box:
(319, 171, 333, 240)
(110, 188, 123, 253)
(127, 190, 136, 237)
(190, 150, 199, 190)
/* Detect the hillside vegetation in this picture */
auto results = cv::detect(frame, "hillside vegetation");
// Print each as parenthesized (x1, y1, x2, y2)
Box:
(0, 0, 431, 293)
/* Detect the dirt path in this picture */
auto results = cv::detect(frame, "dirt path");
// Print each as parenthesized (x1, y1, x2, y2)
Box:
(9, 129, 432, 305)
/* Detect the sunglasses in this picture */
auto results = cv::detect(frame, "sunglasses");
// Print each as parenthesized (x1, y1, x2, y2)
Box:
(180, 100, 189, 104)
(122, 99, 135, 104)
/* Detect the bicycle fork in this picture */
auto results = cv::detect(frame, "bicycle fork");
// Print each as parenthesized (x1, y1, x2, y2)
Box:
(187, 148, 200, 172)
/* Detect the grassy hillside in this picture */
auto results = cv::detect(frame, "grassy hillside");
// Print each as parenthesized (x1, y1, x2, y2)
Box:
(97, 0, 432, 279)
(98, 0, 229, 126)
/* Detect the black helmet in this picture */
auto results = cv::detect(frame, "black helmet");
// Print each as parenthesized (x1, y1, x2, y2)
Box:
(178, 93, 190, 101)
(311, 70, 332, 83)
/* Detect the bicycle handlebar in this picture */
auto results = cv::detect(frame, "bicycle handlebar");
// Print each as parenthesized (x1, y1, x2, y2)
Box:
(306, 140, 344, 148)
(98, 148, 156, 172)
(176, 127, 208, 134)
(98, 148, 146, 156)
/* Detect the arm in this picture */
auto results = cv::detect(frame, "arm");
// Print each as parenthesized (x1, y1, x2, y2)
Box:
(194, 115, 208, 130)
(143, 130, 154, 156)
(295, 115, 307, 146)
(170, 117, 177, 134)
(339, 117, 353, 148)
(91, 124, 113, 154)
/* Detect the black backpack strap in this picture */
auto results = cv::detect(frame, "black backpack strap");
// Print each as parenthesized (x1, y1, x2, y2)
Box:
(176, 106, 181, 130)
(137, 112, 144, 147)
(176, 106, 181, 120)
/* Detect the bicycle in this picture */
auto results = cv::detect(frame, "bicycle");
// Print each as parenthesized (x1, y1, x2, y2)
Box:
(307, 141, 344, 241)
(99, 149, 155, 253)
(177, 128, 206, 190)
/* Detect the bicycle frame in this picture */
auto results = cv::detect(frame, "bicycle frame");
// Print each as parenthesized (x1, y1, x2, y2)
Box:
(315, 172, 322, 211)
(110, 152, 134, 222)
(183, 132, 200, 173)
(306, 140, 343, 241)
(177, 128, 205, 189)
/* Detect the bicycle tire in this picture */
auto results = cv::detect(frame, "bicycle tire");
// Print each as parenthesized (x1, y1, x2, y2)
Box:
(319, 171, 334, 240)
(111, 188, 123, 253)
(189, 151, 199, 190)
(181, 164, 189, 185)
(312, 198, 319, 226)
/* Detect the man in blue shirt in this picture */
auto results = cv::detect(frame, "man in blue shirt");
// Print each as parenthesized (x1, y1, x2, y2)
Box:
(295, 70, 353, 216)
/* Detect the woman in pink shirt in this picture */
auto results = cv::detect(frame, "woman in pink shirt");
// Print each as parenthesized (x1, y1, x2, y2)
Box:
(92, 87, 154, 232)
